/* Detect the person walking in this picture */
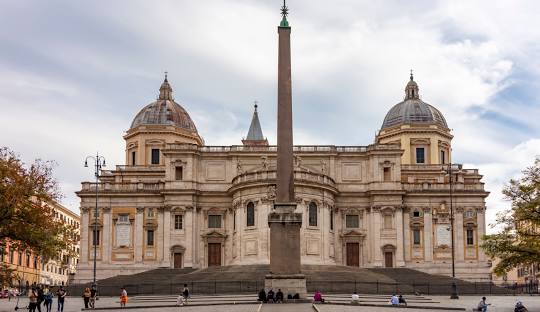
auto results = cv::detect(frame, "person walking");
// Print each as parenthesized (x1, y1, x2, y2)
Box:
(43, 286, 53, 312)
(181, 284, 189, 305)
(56, 286, 66, 312)
(89, 286, 97, 309)
(28, 287, 38, 312)
(83, 287, 91, 309)
(36, 285, 44, 312)
(119, 287, 128, 308)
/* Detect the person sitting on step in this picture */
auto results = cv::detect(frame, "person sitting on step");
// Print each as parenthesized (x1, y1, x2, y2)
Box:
(257, 289, 267, 303)
(398, 294, 407, 306)
(275, 289, 284, 303)
(390, 294, 399, 306)
(267, 289, 275, 303)
(351, 291, 359, 304)
(313, 290, 324, 303)
(514, 301, 528, 312)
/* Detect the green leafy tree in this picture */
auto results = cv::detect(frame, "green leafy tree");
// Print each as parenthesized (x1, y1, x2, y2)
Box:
(482, 158, 540, 276)
(0, 147, 77, 285)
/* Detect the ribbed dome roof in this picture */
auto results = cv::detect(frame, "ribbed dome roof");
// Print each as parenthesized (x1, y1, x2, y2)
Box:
(381, 75, 448, 130)
(130, 77, 198, 133)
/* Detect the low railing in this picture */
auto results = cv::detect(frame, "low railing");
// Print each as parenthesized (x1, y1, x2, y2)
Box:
(403, 183, 485, 192)
(80, 182, 165, 192)
(62, 280, 538, 296)
(164, 144, 400, 153)
(232, 170, 336, 188)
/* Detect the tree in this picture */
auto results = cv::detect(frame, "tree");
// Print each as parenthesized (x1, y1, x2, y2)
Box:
(0, 147, 77, 284)
(482, 158, 540, 276)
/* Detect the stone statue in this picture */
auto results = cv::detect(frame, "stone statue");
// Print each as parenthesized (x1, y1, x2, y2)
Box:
(237, 160, 243, 174)
(261, 156, 269, 170)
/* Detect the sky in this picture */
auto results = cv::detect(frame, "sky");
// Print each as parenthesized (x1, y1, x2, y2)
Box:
(1, 0, 540, 234)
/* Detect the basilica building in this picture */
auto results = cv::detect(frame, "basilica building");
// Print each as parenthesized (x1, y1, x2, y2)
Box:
(75, 71, 491, 283)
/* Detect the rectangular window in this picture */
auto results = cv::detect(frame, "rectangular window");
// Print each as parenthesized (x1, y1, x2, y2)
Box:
(147, 208, 154, 218)
(118, 214, 129, 223)
(131, 151, 136, 166)
(383, 167, 391, 181)
(26, 253, 30, 267)
(175, 166, 183, 180)
(413, 229, 421, 245)
(384, 214, 393, 229)
(246, 203, 255, 227)
(413, 210, 422, 218)
(9, 250, 14, 263)
(92, 229, 100, 246)
(330, 210, 334, 231)
(440, 150, 446, 164)
(233, 211, 236, 231)
(174, 215, 183, 230)
(346, 215, 359, 228)
(33, 256, 38, 269)
(151, 149, 160, 165)
(466, 229, 474, 245)
(147, 230, 154, 246)
(308, 203, 318, 227)
(208, 215, 222, 228)
(17, 252, 22, 266)
(416, 148, 425, 164)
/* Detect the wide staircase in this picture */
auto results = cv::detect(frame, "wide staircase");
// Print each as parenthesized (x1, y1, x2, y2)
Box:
(72, 265, 512, 296)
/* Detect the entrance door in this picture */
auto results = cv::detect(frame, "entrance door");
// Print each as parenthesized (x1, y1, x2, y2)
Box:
(384, 252, 393, 268)
(346, 242, 360, 267)
(173, 253, 182, 268)
(208, 243, 221, 267)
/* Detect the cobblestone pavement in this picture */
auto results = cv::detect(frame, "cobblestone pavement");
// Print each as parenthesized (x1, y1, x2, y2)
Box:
(260, 303, 313, 311)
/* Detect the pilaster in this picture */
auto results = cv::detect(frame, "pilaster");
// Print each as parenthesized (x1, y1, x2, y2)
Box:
(80, 207, 89, 264)
(102, 207, 112, 264)
(162, 207, 171, 266)
(423, 208, 433, 262)
(455, 209, 464, 262)
(395, 207, 405, 266)
(372, 207, 382, 266)
(134, 207, 144, 263)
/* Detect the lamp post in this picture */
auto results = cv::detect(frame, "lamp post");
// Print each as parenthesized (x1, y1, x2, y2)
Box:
(445, 163, 459, 299)
(84, 153, 106, 289)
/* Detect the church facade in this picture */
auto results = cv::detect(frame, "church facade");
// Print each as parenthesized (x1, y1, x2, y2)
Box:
(75, 73, 491, 283)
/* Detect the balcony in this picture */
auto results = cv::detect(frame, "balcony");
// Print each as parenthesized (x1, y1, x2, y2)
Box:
(80, 182, 164, 193)
(230, 169, 337, 191)
(164, 144, 398, 154)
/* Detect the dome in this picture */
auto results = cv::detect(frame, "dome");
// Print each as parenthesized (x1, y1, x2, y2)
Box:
(130, 76, 199, 134)
(381, 75, 448, 130)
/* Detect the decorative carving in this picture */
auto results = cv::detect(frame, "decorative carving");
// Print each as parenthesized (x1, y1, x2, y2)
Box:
(136, 207, 145, 213)
(455, 207, 464, 213)
(102, 206, 111, 213)
(236, 160, 243, 174)
(294, 155, 302, 168)
(81, 207, 90, 213)
(320, 160, 327, 174)
(261, 156, 269, 170)
(422, 207, 431, 213)
(267, 185, 276, 200)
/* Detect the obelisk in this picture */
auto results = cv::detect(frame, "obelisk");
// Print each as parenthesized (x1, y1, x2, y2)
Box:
(265, 0, 306, 298)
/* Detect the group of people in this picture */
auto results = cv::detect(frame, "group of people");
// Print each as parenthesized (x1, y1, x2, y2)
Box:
(26, 285, 66, 312)
(475, 296, 528, 312)
(257, 288, 285, 303)
(389, 294, 407, 306)
(176, 284, 190, 306)
(81, 286, 98, 309)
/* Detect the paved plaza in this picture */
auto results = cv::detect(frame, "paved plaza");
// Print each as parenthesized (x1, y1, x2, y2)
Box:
(1, 295, 540, 312)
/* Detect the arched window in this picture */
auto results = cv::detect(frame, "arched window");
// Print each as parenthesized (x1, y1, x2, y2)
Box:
(246, 202, 255, 227)
(309, 202, 317, 227)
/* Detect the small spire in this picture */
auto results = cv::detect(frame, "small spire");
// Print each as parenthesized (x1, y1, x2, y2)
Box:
(280, 0, 289, 27)
(404, 70, 419, 100)
(159, 73, 173, 100)
(243, 101, 268, 146)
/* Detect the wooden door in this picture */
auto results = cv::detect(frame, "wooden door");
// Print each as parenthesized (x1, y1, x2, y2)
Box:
(346, 243, 360, 267)
(384, 252, 393, 268)
(208, 243, 221, 267)
(173, 253, 182, 268)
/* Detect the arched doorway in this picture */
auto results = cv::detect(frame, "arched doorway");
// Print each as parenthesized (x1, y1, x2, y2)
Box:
(170, 245, 185, 269)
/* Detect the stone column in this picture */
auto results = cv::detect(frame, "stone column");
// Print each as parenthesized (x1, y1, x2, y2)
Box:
(477, 207, 486, 261)
(102, 207, 112, 264)
(134, 207, 144, 263)
(403, 209, 411, 262)
(162, 207, 171, 267)
(423, 208, 433, 262)
(185, 207, 193, 268)
(80, 207, 89, 264)
(395, 208, 405, 267)
(372, 208, 382, 267)
(455, 209, 464, 262)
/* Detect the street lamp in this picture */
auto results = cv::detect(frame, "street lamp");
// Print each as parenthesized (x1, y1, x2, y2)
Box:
(84, 153, 106, 289)
(444, 163, 460, 299)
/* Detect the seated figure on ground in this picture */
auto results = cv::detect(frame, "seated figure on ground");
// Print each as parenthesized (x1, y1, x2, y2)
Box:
(398, 295, 407, 306)
(267, 289, 275, 303)
(313, 290, 324, 303)
(275, 289, 284, 303)
(515, 301, 528, 312)
(390, 294, 399, 306)
(351, 291, 359, 304)
(258, 289, 267, 303)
